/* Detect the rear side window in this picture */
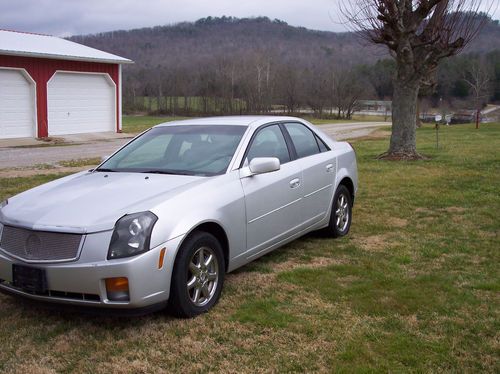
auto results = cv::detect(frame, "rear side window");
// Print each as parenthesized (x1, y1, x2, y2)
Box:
(246, 125, 291, 164)
(284, 123, 320, 158)
(315, 134, 330, 152)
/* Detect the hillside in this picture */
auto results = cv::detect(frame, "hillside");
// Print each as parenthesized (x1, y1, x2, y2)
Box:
(69, 16, 500, 71)
(69, 17, 382, 69)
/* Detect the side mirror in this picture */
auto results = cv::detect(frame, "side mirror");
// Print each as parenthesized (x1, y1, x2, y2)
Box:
(249, 157, 280, 175)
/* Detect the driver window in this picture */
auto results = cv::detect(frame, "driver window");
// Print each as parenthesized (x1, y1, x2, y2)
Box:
(246, 125, 290, 164)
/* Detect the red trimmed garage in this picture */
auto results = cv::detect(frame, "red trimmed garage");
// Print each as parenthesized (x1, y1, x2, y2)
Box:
(0, 30, 132, 139)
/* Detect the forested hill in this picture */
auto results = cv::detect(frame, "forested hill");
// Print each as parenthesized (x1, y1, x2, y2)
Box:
(69, 16, 500, 69)
(69, 17, 382, 70)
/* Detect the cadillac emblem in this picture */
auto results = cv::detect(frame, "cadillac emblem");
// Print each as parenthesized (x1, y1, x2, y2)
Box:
(25, 234, 41, 257)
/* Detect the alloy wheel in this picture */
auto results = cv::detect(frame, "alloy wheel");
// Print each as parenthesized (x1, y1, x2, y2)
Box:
(335, 193, 350, 232)
(186, 246, 219, 307)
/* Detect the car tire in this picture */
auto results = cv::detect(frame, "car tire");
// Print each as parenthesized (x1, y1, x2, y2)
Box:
(326, 185, 352, 238)
(169, 231, 225, 318)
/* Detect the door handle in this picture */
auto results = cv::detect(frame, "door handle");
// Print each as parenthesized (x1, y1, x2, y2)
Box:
(326, 163, 334, 173)
(289, 178, 300, 188)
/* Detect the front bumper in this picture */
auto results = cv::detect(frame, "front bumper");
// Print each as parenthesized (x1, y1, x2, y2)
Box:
(0, 230, 185, 310)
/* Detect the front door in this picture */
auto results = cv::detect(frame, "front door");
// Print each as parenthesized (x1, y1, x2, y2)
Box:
(239, 124, 303, 256)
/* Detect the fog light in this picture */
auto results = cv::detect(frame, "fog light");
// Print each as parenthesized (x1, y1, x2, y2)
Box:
(105, 277, 130, 302)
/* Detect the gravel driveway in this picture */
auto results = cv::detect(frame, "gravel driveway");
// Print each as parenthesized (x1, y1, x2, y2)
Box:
(320, 122, 390, 140)
(0, 122, 390, 168)
(0, 139, 132, 168)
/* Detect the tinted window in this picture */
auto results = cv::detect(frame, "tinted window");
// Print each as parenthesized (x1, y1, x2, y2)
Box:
(284, 123, 320, 158)
(98, 125, 246, 176)
(315, 134, 330, 152)
(118, 133, 173, 168)
(246, 125, 290, 164)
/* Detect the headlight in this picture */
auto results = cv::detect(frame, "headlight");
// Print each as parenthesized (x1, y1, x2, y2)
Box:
(107, 212, 158, 260)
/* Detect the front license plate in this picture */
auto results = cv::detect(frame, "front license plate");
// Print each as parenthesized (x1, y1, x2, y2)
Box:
(12, 264, 47, 293)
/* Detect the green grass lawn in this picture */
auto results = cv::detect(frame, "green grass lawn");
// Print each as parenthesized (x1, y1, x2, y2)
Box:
(122, 115, 189, 133)
(0, 123, 498, 372)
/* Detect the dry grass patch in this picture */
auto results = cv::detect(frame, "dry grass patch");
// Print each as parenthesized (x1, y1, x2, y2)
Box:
(415, 207, 433, 214)
(355, 128, 392, 141)
(272, 256, 349, 273)
(352, 233, 395, 252)
(388, 217, 408, 227)
(443, 206, 467, 213)
(7, 363, 57, 374)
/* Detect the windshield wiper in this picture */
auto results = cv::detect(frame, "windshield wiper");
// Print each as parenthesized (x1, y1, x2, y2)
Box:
(95, 168, 117, 172)
(140, 170, 194, 176)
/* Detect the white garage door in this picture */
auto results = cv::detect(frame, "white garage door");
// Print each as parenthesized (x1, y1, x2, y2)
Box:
(48, 72, 115, 136)
(0, 69, 35, 139)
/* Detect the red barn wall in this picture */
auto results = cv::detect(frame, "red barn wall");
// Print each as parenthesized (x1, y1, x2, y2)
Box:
(0, 55, 119, 137)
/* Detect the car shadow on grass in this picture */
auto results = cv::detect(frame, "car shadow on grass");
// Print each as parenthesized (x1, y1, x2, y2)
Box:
(228, 230, 332, 275)
(1, 293, 173, 328)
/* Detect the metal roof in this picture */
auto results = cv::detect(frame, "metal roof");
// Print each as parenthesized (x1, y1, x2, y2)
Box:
(0, 30, 132, 64)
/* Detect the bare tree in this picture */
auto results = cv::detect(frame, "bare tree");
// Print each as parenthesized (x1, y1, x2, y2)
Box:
(463, 59, 491, 128)
(335, 69, 367, 119)
(341, 0, 494, 159)
(277, 65, 302, 113)
(304, 66, 331, 117)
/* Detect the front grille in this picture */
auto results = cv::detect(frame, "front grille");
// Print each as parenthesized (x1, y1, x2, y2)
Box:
(0, 226, 83, 262)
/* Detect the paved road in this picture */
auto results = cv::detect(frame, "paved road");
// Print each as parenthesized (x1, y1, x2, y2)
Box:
(0, 122, 390, 168)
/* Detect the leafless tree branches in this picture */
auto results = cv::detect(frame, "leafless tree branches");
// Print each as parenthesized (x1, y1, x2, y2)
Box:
(463, 58, 492, 127)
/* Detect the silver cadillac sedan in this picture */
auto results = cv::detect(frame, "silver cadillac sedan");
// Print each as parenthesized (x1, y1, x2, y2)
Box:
(0, 116, 357, 317)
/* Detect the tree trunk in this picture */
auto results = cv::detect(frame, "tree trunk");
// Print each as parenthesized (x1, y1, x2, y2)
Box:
(416, 98, 422, 128)
(386, 79, 421, 158)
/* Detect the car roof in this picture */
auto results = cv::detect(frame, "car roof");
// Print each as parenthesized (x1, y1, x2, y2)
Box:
(154, 116, 307, 129)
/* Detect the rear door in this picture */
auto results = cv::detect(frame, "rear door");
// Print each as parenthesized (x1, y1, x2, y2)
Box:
(282, 122, 336, 225)
(240, 124, 303, 255)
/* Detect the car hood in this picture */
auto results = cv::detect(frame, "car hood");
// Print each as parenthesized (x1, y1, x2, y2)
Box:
(0, 171, 204, 233)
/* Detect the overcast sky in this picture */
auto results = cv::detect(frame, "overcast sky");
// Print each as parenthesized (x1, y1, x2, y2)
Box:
(0, 0, 348, 36)
(1, 0, 499, 37)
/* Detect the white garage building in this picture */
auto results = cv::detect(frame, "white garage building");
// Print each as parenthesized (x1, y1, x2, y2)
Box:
(0, 30, 132, 139)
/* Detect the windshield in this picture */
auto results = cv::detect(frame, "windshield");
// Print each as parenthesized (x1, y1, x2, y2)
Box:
(97, 125, 246, 176)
